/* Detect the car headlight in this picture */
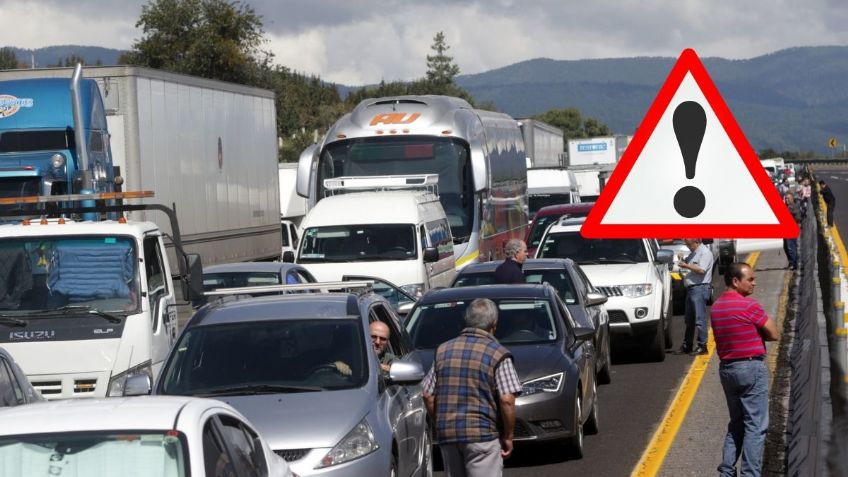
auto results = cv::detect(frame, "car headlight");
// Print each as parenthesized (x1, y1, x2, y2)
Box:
(400, 283, 425, 298)
(315, 418, 379, 469)
(50, 153, 66, 169)
(617, 283, 653, 298)
(521, 372, 563, 396)
(108, 360, 152, 396)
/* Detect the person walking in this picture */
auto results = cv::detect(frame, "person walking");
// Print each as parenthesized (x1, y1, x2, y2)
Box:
(782, 193, 801, 270)
(820, 180, 836, 227)
(676, 238, 714, 355)
(799, 178, 812, 219)
(711, 263, 779, 477)
(422, 298, 522, 477)
(494, 239, 528, 284)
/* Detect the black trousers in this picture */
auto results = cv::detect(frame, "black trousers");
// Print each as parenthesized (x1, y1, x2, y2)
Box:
(827, 203, 835, 227)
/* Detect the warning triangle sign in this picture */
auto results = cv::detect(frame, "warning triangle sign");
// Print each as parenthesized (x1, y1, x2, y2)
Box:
(581, 49, 799, 239)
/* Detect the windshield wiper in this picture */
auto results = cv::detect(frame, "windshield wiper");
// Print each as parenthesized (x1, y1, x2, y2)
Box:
(28, 305, 123, 324)
(198, 384, 325, 397)
(0, 315, 27, 327)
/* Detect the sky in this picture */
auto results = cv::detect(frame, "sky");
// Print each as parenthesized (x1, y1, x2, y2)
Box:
(2, 0, 847, 85)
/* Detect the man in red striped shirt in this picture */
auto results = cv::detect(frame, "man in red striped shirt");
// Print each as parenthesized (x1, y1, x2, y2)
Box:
(710, 262, 779, 477)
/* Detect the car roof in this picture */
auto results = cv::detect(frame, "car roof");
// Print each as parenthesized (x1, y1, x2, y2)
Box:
(546, 215, 587, 232)
(0, 396, 227, 435)
(190, 293, 362, 327)
(419, 284, 554, 304)
(203, 262, 301, 274)
(458, 258, 574, 274)
(534, 202, 594, 218)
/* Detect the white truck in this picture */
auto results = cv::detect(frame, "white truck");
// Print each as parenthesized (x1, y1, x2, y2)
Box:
(0, 192, 204, 399)
(279, 163, 308, 256)
(0, 66, 282, 271)
(566, 135, 631, 201)
(526, 168, 581, 219)
(519, 119, 564, 168)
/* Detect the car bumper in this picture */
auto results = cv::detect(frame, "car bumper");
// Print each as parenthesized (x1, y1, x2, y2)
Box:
(605, 295, 659, 335)
(512, 386, 578, 442)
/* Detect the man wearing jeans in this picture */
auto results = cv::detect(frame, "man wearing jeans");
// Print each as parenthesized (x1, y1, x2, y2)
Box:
(677, 238, 714, 355)
(711, 263, 779, 477)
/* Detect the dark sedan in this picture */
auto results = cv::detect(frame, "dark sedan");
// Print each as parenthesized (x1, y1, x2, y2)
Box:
(451, 258, 611, 384)
(406, 284, 598, 458)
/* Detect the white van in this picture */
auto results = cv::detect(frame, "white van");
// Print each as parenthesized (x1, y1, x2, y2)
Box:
(289, 175, 457, 297)
(527, 168, 581, 219)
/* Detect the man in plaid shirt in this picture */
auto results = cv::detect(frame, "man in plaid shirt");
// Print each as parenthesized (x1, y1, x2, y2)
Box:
(422, 298, 522, 477)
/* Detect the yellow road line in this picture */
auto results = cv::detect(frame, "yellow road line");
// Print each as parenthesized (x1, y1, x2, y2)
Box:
(631, 252, 760, 477)
(831, 225, 848, 272)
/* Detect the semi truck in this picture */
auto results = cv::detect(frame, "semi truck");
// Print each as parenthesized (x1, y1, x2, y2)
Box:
(0, 66, 282, 271)
(518, 119, 564, 168)
(279, 162, 307, 255)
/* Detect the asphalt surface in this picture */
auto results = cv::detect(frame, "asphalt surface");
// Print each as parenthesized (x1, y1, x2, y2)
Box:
(432, 271, 726, 477)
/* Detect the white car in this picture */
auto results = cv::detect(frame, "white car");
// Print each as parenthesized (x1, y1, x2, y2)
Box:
(0, 396, 295, 477)
(536, 217, 674, 361)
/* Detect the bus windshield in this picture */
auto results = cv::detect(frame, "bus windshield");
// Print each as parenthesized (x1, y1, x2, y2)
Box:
(0, 236, 139, 314)
(318, 136, 474, 240)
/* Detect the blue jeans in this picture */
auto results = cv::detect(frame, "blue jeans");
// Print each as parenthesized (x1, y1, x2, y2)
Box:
(718, 359, 769, 477)
(683, 284, 709, 349)
(783, 238, 797, 269)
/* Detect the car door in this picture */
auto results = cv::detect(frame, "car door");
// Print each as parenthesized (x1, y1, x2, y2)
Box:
(554, 294, 593, 415)
(370, 302, 423, 476)
(144, 235, 177, 366)
(646, 239, 671, 318)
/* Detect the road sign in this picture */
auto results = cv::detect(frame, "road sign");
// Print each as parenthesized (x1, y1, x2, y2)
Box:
(829, 137, 838, 149)
(581, 49, 799, 239)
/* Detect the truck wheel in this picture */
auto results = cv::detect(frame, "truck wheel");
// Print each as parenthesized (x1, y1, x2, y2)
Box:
(647, 317, 666, 362)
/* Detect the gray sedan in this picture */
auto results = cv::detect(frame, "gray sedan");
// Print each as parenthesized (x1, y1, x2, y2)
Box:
(153, 291, 433, 476)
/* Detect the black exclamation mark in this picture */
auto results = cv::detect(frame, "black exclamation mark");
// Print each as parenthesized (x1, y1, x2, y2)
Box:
(673, 101, 707, 218)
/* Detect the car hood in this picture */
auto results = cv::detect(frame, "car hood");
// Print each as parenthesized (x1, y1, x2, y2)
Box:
(578, 263, 650, 286)
(412, 342, 564, 381)
(218, 387, 372, 450)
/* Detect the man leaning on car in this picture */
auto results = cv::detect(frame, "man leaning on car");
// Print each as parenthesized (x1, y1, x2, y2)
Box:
(422, 298, 522, 477)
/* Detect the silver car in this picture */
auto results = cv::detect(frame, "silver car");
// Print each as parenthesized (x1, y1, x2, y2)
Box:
(0, 346, 44, 407)
(153, 291, 433, 476)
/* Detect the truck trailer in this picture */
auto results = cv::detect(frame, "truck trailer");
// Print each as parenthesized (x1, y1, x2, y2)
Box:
(518, 119, 564, 168)
(0, 66, 282, 270)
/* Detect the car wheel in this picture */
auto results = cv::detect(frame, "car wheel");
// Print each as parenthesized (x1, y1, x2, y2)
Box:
(584, 381, 600, 435)
(597, 331, 612, 385)
(647, 316, 666, 362)
(567, 393, 585, 459)
(422, 427, 433, 477)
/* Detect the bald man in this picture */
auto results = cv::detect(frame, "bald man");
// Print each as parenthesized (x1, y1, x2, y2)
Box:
(370, 321, 397, 373)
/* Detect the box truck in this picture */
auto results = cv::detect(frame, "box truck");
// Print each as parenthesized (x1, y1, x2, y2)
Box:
(0, 66, 282, 270)
(519, 119, 564, 168)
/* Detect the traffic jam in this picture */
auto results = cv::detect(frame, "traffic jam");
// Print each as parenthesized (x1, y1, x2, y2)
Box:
(0, 67, 787, 477)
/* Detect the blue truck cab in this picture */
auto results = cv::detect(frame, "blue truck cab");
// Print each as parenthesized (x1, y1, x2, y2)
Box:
(0, 70, 115, 214)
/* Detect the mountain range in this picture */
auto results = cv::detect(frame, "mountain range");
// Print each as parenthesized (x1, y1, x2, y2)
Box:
(4, 44, 846, 153)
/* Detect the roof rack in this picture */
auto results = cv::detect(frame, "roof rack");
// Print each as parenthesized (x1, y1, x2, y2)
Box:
(323, 174, 439, 197)
(204, 280, 375, 297)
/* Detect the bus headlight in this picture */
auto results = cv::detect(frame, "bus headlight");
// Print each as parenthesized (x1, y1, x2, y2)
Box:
(108, 360, 153, 396)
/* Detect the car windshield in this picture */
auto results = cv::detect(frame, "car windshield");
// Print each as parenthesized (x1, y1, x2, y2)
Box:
(0, 236, 139, 314)
(203, 272, 281, 290)
(299, 224, 417, 262)
(527, 215, 561, 250)
(161, 319, 368, 395)
(407, 299, 557, 349)
(0, 431, 188, 476)
(454, 269, 579, 304)
(538, 232, 648, 264)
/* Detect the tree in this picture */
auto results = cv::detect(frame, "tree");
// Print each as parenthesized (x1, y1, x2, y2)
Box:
(425, 31, 460, 88)
(48, 54, 87, 68)
(532, 107, 612, 141)
(120, 0, 272, 85)
(0, 48, 19, 70)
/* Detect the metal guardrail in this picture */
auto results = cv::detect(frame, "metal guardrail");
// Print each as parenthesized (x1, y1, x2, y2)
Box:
(785, 171, 848, 476)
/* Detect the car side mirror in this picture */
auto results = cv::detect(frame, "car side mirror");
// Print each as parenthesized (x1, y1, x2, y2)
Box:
(282, 251, 295, 263)
(655, 249, 674, 264)
(573, 326, 595, 342)
(586, 292, 607, 307)
(182, 253, 204, 302)
(388, 359, 425, 384)
(423, 247, 439, 263)
(123, 374, 152, 396)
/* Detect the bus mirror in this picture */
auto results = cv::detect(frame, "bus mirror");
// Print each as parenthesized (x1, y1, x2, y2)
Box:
(469, 144, 489, 192)
(297, 144, 319, 198)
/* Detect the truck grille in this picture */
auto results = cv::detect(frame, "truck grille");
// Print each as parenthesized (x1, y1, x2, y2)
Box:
(274, 449, 310, 462)
(31, 380, 62, 396)
(608, 310, 629, 324)
(74, 379, 97, 394)
(597, 286, 623, 297)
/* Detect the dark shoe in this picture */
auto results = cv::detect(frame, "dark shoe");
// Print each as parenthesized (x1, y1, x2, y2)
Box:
(674, 345, 692, 355)
(691, 346, 708, 356)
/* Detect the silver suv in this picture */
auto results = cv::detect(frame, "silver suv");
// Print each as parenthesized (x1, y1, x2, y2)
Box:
(152, 290, 432, 476)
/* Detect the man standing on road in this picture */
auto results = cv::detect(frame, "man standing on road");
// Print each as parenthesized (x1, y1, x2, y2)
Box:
(782, 193, 801, 270)
(676, 238, 714, 355)
(494, 239, 528, 284)
(711, 263, 779, 477)
(369, 321, 396, 373)
(422, 298, 522, 477)
(820, 180, 836, 227)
